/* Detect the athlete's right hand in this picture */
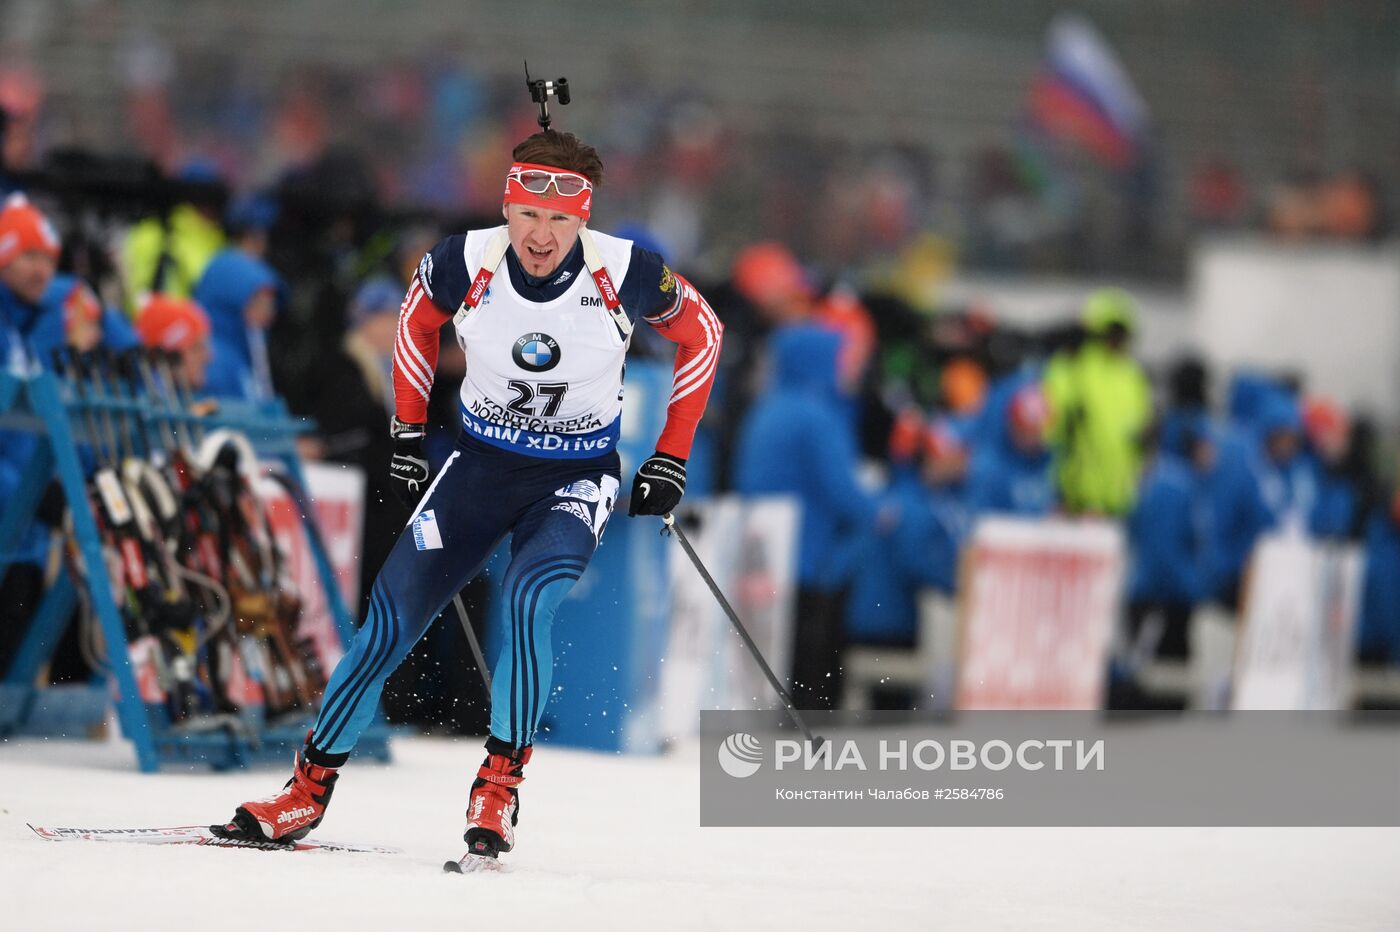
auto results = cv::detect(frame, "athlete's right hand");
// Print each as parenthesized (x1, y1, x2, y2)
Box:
(389, 417, 432, 508)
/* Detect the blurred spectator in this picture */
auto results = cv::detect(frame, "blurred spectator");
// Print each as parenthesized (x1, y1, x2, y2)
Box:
(1212, 391, 1316, 610)
(1253, 394, 1313, 534)
(847, 413, 969, 648)
(711, 241, 816, 490)
(967, 382, 1056, 517)
(28, 274, 139, 363)
(1188, 159, 1247, 229)
(134, 294, 213, 390)
(0, 193, 60, 354)
(298, 275, 402, 613)
(1266, 169, 1322, 239)
(1043, 287, 1151, 516)
(121, 163, 226, 313)
(1267, 168, 1383, 241)
(814, 283, 876, 396)
(1318, 170, 1382, 240)
(915, 417, 973, 594)
(192, 237, 280, 400)
(0, 63, 46, 171)
(1127, 413, 1217, 659)
(733, 323, 881, 710)
(940, 356, 988, 418)
(730, 241, 812, 326)
(1302, 396, 1360, 539)
(1357, 487, 1400, 665)
(0, 192, 59, 675)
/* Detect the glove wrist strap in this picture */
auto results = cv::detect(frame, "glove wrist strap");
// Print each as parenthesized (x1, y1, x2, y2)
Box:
(391, 416, 426, 442)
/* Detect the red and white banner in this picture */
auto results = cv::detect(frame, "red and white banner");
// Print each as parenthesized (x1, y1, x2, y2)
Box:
(956, 517, 1124, 710)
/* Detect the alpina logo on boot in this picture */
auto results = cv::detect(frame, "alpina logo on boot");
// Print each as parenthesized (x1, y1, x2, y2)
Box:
(278, 806, 317, 824)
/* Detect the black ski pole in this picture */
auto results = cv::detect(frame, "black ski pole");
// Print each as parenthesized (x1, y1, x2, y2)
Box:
(450, 593, 492, 696)
(660, 512, 822, 747)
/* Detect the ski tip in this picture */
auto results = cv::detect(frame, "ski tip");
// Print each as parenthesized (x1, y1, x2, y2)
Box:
(443, 859, 463, 873)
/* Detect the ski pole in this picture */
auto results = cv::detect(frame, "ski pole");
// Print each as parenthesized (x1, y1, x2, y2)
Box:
(450, 594, 493, 697)
(660, 512, 822, 747)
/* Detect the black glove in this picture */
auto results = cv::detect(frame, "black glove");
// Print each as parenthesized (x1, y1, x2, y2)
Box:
(629, 452, 686, 516)
(389, 417, 432, 508)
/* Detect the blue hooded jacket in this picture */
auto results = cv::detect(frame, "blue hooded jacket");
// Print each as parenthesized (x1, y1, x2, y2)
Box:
(965, 407, 1055, 519)
(734, 324, 878, 588)
(1129, 411, 1218, 604)
(1129, 455, 1216, 605)
(193, 249, 279, 399)
(1304, 450, 1358, 540)
(1358, 509, 1400, 662)
(1209, 384, 1313, 600)
(0, 279, 51, 566)
(26, 274, 139, 369)
(845, 461, 969, 643)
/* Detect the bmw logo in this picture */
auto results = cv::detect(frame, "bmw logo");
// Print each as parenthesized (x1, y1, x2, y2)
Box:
(513, 332, 560, 372)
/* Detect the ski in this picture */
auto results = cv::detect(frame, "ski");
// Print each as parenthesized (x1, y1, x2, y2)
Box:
(28, 823, 399, 855)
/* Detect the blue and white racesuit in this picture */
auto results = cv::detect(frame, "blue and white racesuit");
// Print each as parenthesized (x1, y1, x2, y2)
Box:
(309, 228, 721, 756)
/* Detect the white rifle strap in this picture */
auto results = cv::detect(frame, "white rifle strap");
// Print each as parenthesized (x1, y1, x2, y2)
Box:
(453, 229, 511, 328)
(578, 227, 634, 345)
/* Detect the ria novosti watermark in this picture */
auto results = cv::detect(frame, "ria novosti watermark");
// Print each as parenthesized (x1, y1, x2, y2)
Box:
(701, 711, 1400, 827)
(720, 733, 1104, 777)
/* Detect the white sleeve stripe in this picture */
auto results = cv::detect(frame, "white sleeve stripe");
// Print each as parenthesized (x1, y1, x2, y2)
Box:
(394, 316, 432, 397)
(394, 284, 434, 401)
(397, 283, 437, 386)
(671, 336, 718, 399)
(669, 303, 716, 386)
(670, 304, 720, 396)
(394, 343, 430, 401)
(671, 351, 718, 403)
(395, 283, 435, 389)
(669, 304, 721, 399)
(671, 302, 720, 383)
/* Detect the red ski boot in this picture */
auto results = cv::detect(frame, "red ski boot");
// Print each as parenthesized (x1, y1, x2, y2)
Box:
(463, 738, 532, 859)
(213, 741, 343, 843)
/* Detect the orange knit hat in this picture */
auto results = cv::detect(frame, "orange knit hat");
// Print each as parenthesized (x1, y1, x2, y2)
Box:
(136, 295, 211, 351)
(0, 193, 60, 267)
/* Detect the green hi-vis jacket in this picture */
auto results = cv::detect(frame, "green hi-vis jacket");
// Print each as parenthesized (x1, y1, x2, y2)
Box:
(1043, 340, 1152, 517)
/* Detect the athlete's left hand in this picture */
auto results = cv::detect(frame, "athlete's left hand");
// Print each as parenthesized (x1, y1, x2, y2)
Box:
(629, 452, 686, 516)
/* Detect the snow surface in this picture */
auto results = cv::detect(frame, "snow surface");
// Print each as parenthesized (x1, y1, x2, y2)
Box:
(2, 733, 1397, 931)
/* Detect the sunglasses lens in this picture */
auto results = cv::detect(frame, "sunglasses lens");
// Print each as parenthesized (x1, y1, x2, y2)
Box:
(552, 176, 588, 196)
(516, 171, 554, 194)
(513, 170, 589, 197)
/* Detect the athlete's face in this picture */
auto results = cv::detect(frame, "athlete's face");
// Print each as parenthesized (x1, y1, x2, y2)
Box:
(504, 203, 583, 278)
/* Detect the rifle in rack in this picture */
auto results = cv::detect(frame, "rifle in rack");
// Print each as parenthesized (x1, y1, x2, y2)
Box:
(108, 348, 244, 717)
(124, 348, 241, 715)
(53, 348, 192, 720)
(159, 351, 323, 717)
(146, 348, 299, 716)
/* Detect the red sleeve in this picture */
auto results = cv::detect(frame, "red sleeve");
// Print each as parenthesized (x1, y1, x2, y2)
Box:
(646, 274, 723, 459)
(392, 274, 451, 424)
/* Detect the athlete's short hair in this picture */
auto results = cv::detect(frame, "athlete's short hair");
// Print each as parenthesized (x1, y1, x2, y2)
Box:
(512, 132, 605, 187)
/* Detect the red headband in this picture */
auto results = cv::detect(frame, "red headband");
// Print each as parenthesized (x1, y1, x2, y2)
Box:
(503, 162, 593, 221)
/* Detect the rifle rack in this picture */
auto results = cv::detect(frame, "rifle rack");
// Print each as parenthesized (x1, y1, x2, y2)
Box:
(0, 365, 392, 771)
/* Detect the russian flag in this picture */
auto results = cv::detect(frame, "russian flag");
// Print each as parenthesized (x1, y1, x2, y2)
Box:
(1027, 13, 1149, 169)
